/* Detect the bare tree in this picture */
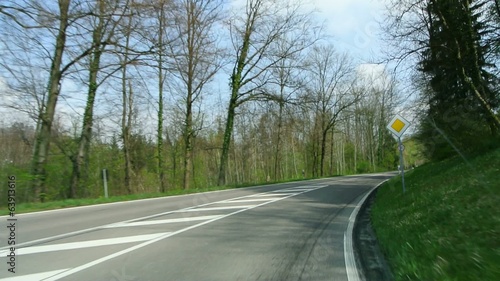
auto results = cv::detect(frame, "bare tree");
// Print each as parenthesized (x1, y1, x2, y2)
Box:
(140, 0, 175, 192)
(304, 45, 359, 177)
(154, 0, 170, 193)
(217, 0, 320, 185)
(0, 0, 94, 201)
(165, 0, 224, 189)
(69, 0, 130, 198)
(118, 9, 136, 194)
(266, 39, 307, 181)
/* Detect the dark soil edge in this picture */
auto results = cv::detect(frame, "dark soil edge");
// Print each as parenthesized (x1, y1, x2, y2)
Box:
(354, 187, 394, 281)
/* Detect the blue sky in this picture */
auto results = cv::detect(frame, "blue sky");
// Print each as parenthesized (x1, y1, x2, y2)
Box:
(0, 0, 394, 128)
(309, 0, 420, 125)
(310, 0, 386, 62)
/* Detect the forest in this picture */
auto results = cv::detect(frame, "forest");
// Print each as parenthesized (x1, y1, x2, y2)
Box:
(1, 0, 498, 205)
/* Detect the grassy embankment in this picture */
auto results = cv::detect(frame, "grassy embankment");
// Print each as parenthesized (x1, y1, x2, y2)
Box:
(372, 148, 500, 281)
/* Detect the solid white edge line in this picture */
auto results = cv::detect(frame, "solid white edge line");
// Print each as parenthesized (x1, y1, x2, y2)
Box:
(41, 185, 328, 281)
(344, 179, 389, 281)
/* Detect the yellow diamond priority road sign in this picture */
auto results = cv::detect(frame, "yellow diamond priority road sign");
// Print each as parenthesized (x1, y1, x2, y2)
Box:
(387, 114, 411, 138)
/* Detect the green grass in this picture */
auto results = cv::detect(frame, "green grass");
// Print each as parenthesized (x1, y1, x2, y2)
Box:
(371, 148, 500, 281)
(0, 175, 332, 216)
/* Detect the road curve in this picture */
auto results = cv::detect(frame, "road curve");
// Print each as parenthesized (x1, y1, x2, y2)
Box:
(0, 173, 393, 281)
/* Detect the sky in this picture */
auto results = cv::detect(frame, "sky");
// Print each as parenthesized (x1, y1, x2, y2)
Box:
(226, 0, 389, 63)
(0, 0, 397, 130)
(310, 0, 419, 124)
(309, 0, 387, 63)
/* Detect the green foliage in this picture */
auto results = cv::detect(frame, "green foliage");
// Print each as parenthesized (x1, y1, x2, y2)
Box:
(402, 138, 426, 168)
(45, 153, 72, 200)
(417, 0, 500, 160)
(377, 133, 399, 171)
(130, 133, 157, 174)
(356, 161, 371, 174)
(372, 148, 500, 281)
(0, 164, 32, 207)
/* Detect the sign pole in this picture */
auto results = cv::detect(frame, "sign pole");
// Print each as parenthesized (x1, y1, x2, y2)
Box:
(103, 169, 109, 198)
(398, 137, 406, 193)
(387, 114, 411, 194)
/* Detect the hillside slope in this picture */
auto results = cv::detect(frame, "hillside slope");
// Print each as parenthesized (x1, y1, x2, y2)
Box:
(371, 148, 500, 281)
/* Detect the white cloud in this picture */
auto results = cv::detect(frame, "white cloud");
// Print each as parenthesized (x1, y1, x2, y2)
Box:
(310, 0, 387, 59)
(357, 63, 391, 89)
(226, 0, 387, 60)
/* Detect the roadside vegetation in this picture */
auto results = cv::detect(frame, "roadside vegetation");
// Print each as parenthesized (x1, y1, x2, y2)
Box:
(371, 1, 500, 279)
(372, 148, 500, 281)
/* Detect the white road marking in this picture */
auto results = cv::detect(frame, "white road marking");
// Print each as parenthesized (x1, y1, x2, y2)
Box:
(0, 233, 169, 256)
(0, 192, 259, 251)
(283, 189, 313, 192)
(344, 179, 389, 281)
(42, 185, 328, 280)
(249, 193, 290, 197)
(270, 189, 299, 193)
(0, 269, 70, 281)
(176, 205, 256, 212)
(104, 215, 222, 228)
(221, 198, 281, 203)
(0, 180, 292, 219)
(0, 184, 323, 252)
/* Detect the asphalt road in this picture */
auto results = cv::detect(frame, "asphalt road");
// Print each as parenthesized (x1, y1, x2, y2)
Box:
(0, 173, 393, 281)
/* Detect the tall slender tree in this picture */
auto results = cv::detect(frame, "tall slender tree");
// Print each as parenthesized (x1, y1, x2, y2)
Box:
(168, 0, 224, 190)
(218, 0, 320, 185)
(69, 0, 128, 198)
(1, 0, 76, 201)
(305, 45, 359, 177)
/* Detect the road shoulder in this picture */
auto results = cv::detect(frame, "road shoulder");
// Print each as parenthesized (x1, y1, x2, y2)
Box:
(354, 187, 394, 281)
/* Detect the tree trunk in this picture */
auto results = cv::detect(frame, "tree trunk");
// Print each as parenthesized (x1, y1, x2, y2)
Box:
(120, 14, 134, 195)
(69, 0, 105, 198)
(183, 98, 193, 190)
(157, 69, 166, 192)
(157, 6, 166, 193)
(273, 102, 284, 181)
(122, 80, 133, 194)
(218, 0, 254, 186)
(31, 0, 71, 202)
(319, 128, 328, 177)
(218, 97, 237, 186)
(329, 128, 334, 176)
